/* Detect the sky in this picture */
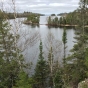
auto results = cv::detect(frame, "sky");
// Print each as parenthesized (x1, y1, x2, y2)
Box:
(1, 0, 80, 15)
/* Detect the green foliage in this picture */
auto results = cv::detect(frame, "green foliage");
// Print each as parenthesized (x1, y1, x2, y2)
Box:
(47, 16, 52, 25)
(33, 41, 49, 88)
(62, 28, 67, 44)
(27, 14, 40, 24)
(13, 71, 34, 88)
(47, 16, 59, 27)
(58, 7, 88, 26)
(62, 28, 67, 64)
(0, 10, 26, 88)
(53, 17, 59, 26)
(51, 14, 56, 16)
(54, 69, 63, 88)
(65, 0, 88, 87)
(0, 11, 17, 88)
(67, 31, 88, 87)
(84, 48, 88, 76)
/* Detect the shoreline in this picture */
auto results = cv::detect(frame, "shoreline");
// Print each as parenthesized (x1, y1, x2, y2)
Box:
(23, 21, 88, 28)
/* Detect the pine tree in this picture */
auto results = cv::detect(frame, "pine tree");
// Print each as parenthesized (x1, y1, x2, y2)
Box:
(54, 69, 63, 88)
(0, 10, 25, 88)
(62, 27, 68, 88)
(13, 70, 34, 88)
(84, 48, 88, 76)
(66, 0, 88, 88)
(33, 41, 49, 88)
(47, 16, 52, 25)
(62, 27, 67, 64)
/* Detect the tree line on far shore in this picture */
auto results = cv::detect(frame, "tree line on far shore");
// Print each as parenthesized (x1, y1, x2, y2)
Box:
(47, 7, 88, 28)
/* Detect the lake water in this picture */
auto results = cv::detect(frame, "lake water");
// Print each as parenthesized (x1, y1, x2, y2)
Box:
(9, 16, 76, 74)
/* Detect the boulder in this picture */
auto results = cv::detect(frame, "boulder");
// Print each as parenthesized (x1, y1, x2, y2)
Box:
(78, 79, 88, 88)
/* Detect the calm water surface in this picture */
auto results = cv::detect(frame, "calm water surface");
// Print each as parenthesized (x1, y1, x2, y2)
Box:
(9, 16, 76, 74)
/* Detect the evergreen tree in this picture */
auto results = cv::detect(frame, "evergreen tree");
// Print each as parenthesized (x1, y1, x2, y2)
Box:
(62, 27, 67, 64)
(54, 69, 63, 88)
(47, 16, 52, 25)
(62, 28, 67, 88)
(84, 48, 88, 76)
(13, 71, 34, 88)
(0, 10, 25, 88)
(66, 0, 88, 88)
(59, 17, 63, 25)
(62, 27, 68, 88)
(33, 41, 49, 88)
(27, 14, 40, 24)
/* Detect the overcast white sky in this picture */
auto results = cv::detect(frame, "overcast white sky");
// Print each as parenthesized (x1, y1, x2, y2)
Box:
(1, 0, 80, 14)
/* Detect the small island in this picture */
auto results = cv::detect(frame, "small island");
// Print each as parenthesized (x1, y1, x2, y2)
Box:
(51, 14, 56, 16)
(47, 16, 60, 28)
(23, 14, 40, 25)
(47, 16, 77, 27)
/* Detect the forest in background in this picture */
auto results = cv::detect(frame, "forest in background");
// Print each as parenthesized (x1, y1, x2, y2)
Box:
(3, 11, 44, 19)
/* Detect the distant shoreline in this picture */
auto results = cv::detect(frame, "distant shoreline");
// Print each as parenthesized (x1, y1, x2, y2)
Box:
(23, 21, 88, 28)
(23, 21, 77, 27)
